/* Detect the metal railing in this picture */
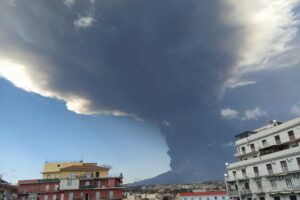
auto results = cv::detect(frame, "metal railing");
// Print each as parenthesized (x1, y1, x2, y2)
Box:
(228, 190, 239, 197)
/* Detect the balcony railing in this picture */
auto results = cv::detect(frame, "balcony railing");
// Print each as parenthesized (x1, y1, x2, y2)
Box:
(80, 185, 97, 189)
(267, 170, 274, 175)
(282, 167, 289, 173)
(266, 185, 300, 193)
(228, 190, 239, 197)
(240, 189, 251, 195)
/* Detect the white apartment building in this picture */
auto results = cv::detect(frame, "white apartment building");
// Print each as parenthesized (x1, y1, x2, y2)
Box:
(225, 117, 300, 200)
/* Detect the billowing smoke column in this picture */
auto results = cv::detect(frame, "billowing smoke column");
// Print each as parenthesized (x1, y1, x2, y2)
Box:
(0, 0, 299, 183)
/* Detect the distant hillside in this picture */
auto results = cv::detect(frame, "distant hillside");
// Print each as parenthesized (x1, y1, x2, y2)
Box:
(127, 170, 224, 186)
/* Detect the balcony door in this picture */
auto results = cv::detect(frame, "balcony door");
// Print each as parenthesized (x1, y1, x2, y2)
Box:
(266, 164, 273, 175)
(274, 135, 281, 145)
(288, 131, 295, 141)
(109, 191, 114, 200)
(280, 161, 288, 172)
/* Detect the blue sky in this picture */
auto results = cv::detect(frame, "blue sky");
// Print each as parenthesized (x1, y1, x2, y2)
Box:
(0, 79, 170, 184)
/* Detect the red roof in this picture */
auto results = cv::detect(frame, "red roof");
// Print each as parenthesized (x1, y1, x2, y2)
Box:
(18, 179, 40, 184)
(179, 191, 227, 197)
(60, 164, 109, 171)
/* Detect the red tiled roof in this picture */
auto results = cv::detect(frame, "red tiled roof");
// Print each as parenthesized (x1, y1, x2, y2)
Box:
(60, 164, 109, 171)
(18, 179, 40, 184)
(179, 191, 227, 197)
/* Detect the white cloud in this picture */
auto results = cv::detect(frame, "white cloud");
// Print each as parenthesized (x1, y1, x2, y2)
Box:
(73, 15, 95, 29)
(0, 60, 128, 116)
(220, 108, 239, 120)
(227, 79, 256, 89)
(64, 0, 75, 8)
(291, 103, 300, 116)
(223, 0, 300, 89)
(241, 107, 267, 121)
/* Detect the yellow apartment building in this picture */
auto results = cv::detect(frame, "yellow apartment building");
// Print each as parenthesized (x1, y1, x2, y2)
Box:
(42, 161, 109, 179)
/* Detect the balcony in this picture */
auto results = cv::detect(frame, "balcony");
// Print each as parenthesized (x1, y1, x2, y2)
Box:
(228, 146, 300, 169)
(267, 185, 300, 193)
(228, 190, 239, 197)
(267, 170, 274, 175)
(282, 167, 289, 173)
(240, 189, 251, 196)
(80, 185, 97, 189)
(235, 150, 258, 158)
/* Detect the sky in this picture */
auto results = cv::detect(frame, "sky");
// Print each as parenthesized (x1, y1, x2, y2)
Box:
(1, 0, 300, 185)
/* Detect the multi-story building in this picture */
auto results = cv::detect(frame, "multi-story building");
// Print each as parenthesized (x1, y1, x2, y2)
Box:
(0, 177, 18, 200)
(176, 191, 228, 200)
(225, 117, 300, 200)
(18, 161, 124, 200)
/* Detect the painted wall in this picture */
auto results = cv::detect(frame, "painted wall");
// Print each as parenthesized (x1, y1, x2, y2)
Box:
(42, 162, 83, 179)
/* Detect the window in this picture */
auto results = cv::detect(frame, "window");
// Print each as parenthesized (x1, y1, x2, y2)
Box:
(85, 181, 91, 186)
(96, 172, 100, 178)
(69, 173, 75, 178)
(297, 157, 300, 168)
(53, 194, 57, 200)
(96, 192, 101, 200)
(274, 135, 281, 144)
(22, 186, 27, 193)
(288, 131, 295, 141)
(86, 172, 92, 178)
(97, 181, 101, 187)
(207, 197, 210, 200)
(253, 166, 259, 177)
(54, 184, 59, 191)
(262, 139, 267, 147)
(290, 196, 296, 200)
(69, 192, 73, 200)
(266, 164, 273, 175)
(67, 179, 72, 186)
(45, 185, 49, 192)
(256, 180, 262, 189)
(214, 196, 218, 200)
(109, 191, 114, 200)
(47, 175, 51, 179)
(44, 195, 48, 200)
(271, 180, 277, 190)
(280, 160, 288, 172)
(259, 197, 265, 200)
(232, 171, 237, 177)
(241, 147, 246, 154)
(274, 197, 280, 200)
(242, 169, 247, 177)
(285, 178, 293, 189)
(250, 144, 255, 151)
(245, 182, 250, 190)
